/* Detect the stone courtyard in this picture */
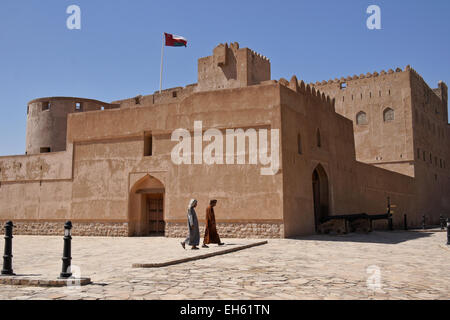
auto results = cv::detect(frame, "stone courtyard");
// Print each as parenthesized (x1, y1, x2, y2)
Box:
(0, 230, 448, 300)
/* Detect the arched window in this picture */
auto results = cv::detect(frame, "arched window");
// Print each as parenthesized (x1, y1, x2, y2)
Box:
(356, 111, 368, 125)
(297, 133, 302, 155)
(316, 129, 321, 148)
(383, 108, 395, 122)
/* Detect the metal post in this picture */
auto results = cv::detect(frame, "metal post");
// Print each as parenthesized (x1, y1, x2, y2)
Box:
(159, 33, 165, 94)
(1, 221, 15, 276)
(447, 218, 450, 246)
(440, 215, 445, 231)
(404, 214, 408, 231)
(422, 215, 426, 230)
(387, 197, 391, 214)
(386, 197, 393, 231)
(59, 221, 73, 279)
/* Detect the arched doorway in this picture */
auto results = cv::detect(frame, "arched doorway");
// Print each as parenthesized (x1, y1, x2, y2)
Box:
(312, 164, 329, 231)
(129, 175, 165, 236)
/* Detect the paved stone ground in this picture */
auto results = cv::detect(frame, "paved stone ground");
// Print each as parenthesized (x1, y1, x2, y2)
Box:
(0, 230, 448, 300)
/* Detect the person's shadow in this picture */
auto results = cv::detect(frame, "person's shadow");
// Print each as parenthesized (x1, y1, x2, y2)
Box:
(288, 230, 434, 245)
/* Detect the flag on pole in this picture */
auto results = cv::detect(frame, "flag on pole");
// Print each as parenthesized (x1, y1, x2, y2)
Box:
(160, 33, 188, 93)
(164, 33, 188, 47)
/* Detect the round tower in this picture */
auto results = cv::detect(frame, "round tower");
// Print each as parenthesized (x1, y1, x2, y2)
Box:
(26, 97, 117, 155)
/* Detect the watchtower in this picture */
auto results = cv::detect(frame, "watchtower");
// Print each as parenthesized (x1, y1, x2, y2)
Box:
(26, 97, 118, 154)
(196, 42, 271, 92)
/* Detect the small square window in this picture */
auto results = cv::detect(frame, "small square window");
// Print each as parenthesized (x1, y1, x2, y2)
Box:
(76, 102, 83, 111)
(42, 102, 50, 111)
(40, 147, 51, 153)
(340, 82, 347, 90)
(172, 91, 178, 98)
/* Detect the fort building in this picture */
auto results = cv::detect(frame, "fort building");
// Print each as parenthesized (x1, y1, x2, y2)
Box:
(0, 42, 448, 237)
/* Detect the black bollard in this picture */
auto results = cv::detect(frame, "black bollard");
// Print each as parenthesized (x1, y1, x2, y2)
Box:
(59, 221, 73, 279)
(422, 215, 426, 230)
(1, 221, 15, 276)
(440, 215, 446, 231)
(447, 218, 450, 246)
(404, 214, 408, 231)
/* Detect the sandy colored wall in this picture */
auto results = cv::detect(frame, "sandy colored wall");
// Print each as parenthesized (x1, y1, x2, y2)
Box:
(280, 82, 416, 237)
(410, 71, 450, 224)
(66, 83, 284, 235)
(355, 162, 415, 228)
(0, 150, 73, 221)
(312, 69, 415, 177)
(279, 83, 357, 237)
(1, 83, 285, 236)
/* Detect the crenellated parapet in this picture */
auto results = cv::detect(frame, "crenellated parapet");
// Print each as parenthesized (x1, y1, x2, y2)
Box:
(197, 42, 271, 92)
(310, 66, 409, 88)
(249, 48, 270, 62)
(279, 75, 336, 110)
(214, 42, 270, 62)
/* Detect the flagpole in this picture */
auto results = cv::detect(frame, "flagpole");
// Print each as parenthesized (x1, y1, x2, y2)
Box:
(159, 33, 165, 93)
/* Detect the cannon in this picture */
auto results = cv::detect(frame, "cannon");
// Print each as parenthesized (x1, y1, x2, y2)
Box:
(317, 212, 392, 235)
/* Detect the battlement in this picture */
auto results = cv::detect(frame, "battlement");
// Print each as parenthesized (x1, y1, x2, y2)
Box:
(309, 66, 447, 106)
(248, 48, 270, 62)
(310, 66, 408, 88)
(436, 80, 448, 103)
(278, 75, 336, 111)
(410, 69, 448, 106)
(197, 42, 271, 92)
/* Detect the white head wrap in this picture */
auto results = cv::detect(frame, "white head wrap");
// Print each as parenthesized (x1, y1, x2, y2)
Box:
(188, 199, 197, 209)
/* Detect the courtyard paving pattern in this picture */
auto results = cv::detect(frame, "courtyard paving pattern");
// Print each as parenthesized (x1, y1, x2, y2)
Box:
(0, 230, 448, 300)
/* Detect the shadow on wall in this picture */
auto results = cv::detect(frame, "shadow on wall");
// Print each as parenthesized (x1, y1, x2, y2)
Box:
(287, 230, 434, 245)
(221, 51, 237, 81)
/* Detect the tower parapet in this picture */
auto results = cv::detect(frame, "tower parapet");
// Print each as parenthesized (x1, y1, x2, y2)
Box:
(434, 81, 448, 109)
(310, 66, 407, 90)
(196, 42, 271, 92)
(436, 81, 449, 123)
(26, 97, 119, 155)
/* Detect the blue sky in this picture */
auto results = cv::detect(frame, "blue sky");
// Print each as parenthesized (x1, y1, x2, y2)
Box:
(0, 0, 449, 155)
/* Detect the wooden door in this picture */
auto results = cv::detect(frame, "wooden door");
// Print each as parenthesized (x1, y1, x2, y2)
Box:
(147, 194, 164, 235)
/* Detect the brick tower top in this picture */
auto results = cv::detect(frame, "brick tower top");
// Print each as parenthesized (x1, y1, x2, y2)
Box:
(196, 42, 271, 92)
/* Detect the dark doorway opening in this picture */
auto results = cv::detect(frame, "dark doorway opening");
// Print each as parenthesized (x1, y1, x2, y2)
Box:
(312, 164, 329, 231)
